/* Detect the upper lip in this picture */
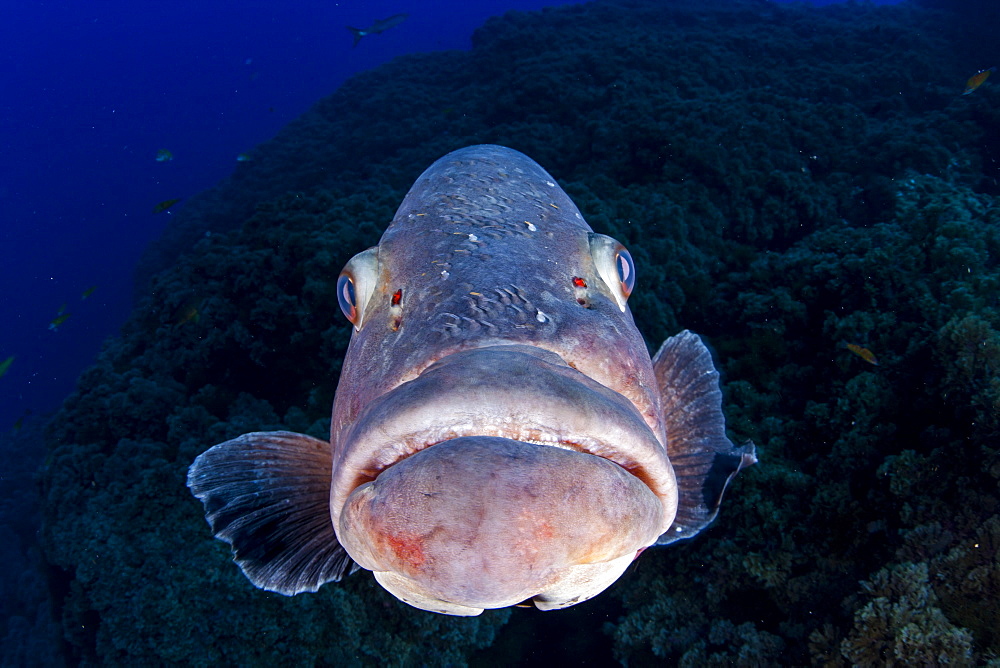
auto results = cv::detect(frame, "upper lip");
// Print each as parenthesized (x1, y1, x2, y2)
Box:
(329, 346, 675, 532)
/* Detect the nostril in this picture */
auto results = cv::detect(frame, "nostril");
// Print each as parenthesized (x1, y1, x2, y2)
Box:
(572, 276, 591, 309)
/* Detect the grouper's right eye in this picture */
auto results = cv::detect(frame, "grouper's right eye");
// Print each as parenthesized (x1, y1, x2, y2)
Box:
(337, 247, 379, 331)
(337, 274, 358, 324)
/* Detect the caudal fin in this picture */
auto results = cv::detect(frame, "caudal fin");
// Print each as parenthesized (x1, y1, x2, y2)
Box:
(652, 331, 756, 545)
(187, 430, 357, 594)
(346, 26, 365, 47)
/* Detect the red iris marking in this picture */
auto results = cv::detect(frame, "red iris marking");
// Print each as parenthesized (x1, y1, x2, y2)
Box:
(572, 277, 587, 288)
(391, 289, 402, 306)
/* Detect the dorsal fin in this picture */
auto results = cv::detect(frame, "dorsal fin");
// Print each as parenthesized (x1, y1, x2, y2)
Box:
(651, 331, 756, 545)
(188, 430, 358, 594)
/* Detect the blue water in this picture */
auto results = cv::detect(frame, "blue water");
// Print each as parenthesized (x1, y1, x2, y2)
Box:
(0, 0, 907, 434)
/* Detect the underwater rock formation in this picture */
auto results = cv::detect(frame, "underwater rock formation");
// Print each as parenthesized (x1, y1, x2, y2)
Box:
(41, 0, 998, 663)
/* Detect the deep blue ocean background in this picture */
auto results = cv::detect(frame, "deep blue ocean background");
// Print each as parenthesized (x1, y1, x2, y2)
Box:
(10, 0, 1000, 665)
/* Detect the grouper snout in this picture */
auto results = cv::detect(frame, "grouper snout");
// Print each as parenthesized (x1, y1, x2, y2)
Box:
(334, 346, 672, 615)
(187, 144, 756, 616)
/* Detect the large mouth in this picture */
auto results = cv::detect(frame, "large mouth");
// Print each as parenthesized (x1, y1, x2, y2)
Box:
(329, 345, 677, 531)
(330, 345, 678, 614)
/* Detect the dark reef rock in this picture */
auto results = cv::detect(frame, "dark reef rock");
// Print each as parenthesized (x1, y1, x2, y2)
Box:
(41, 0, 999, 664)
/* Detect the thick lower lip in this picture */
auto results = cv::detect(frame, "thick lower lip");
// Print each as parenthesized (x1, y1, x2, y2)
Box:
(329, 345, 677, 533)
(337, 433, 666, 614)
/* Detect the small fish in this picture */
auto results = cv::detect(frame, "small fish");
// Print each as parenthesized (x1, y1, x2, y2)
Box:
(49, 313, 71, 331)
(236, 153, 252, 162)
(81, 285, 98, 299)
(170, 297, 202, 326)
(156, 149, 174, 162)
(0, 355, 13, 378)
(189, 145, 756, 617)
(843, 342, 879, 366)
(152, 198, 182, 214)
(347, 13, 408, 47)
(57, 302, 68, 315)
(963, 67, 996, 95)
(11, 410, 30, 433)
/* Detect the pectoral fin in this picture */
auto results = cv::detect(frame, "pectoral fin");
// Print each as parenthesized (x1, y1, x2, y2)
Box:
(652, 331, 756, 545)
(187, 430, 357, 594)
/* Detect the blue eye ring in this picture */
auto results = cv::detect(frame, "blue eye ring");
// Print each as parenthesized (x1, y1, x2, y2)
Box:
(616, 248, 635, 297)
(337, 273, 358, 324)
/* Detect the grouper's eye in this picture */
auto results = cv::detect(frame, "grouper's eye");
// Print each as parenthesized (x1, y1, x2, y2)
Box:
(589, 233, 636, 312)
(337, 275, 358, 324)
(337, 247, 379, 331)
(616, 248, 635, 298)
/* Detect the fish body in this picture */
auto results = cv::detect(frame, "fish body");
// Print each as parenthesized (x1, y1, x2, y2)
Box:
(963, 66, 996, 95)
(188, 145, 755, 616)
(152, 198, 181, 214)
(81, 285, 97, 299)
(347, 13, 408, 47)
(156, 149, 173, 162)
(172, 303, 200, 326)
(49, 313, 71, 331)
(0, 356, 13, 378)
(844, 341, 879, 366)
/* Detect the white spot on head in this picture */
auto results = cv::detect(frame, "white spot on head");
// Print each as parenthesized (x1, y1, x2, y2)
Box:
(440, 270, 450, 279)
(535, 310, 547, 323)
(524, 221, 537, 232)
(545, 181, 555, 187)
(468, 233, 478, 242)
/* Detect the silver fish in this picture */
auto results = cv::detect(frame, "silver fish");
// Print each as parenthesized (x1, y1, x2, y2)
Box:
(346, 13, 408, 47)
(188, 145, 756, 616)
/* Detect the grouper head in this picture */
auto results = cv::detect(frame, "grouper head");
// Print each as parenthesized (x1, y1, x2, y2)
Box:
(187, 144, 755, 617)
(329, 145, 675, 615)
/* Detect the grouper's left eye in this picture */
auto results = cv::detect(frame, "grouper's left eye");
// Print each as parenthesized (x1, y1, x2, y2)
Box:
(616, 248, 635, 298)
(337, 247, 379, 331)
(589, 233, 636, 312)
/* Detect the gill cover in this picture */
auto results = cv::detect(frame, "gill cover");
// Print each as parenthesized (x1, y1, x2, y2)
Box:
(589, 233, 635, 311)
(337, 247, 380, 330)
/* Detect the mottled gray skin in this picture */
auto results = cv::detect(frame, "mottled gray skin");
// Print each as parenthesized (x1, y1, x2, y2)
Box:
(188, 144, 752, 616)
(330, 145, 678, 614)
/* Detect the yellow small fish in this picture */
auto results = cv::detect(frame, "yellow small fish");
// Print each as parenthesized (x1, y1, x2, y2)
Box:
(843, 342, 879, 366)
(50, 313, 72, 331)
(81, 285, 98, 299)
(963, 67, 996, 95)
(170, 298, 202, 326)
(153, 198, 182, 214)
(176, 306, 200, 325)
(0, 355, 13, 378)
(156, 149, 174, 162)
